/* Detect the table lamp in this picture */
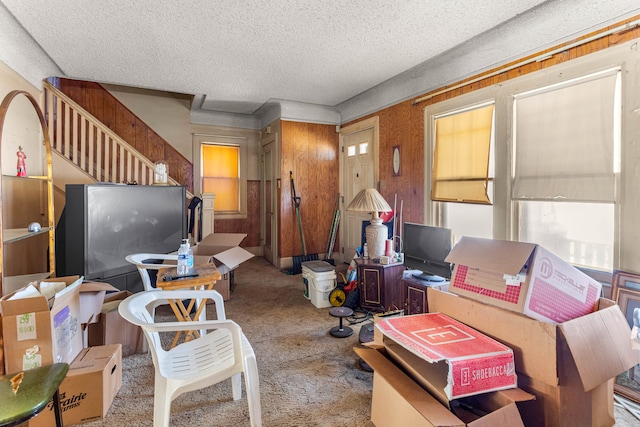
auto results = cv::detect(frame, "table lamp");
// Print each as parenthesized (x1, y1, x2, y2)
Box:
(346, 188, 392, 258)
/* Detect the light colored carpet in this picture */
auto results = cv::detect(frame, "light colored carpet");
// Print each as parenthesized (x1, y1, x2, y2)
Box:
(78, 256, 640, 426)
(80, 257, 374, 427)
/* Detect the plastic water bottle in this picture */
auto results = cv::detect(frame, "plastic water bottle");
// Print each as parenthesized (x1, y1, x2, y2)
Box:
(177, 239, 189, 276)
(187, 245, 194, 270)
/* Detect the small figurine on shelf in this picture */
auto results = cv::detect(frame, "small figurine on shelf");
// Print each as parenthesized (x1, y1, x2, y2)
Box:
(16, 145, 27, 177)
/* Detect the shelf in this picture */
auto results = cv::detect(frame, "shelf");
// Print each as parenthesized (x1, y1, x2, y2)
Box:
(3, 227, 52, 243)
(3, 272, 52, 295)
(2, 174, 48, 181)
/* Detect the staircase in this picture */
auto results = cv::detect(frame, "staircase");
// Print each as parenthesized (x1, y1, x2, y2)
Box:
(43, 80, 193, 197)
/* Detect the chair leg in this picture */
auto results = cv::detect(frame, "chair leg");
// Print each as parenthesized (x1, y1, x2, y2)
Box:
(154, 379, 172, 427)
(244, 354, 262, 427)
(231, 373, 242, 400)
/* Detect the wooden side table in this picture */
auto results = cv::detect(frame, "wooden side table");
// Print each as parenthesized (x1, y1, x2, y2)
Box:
(157, 263, 222, 347)
(355, 258, 405, 313)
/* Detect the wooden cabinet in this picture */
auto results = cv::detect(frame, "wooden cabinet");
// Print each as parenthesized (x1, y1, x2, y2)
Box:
(356, 259, 404, 313)
(402, 277, 429, 315)
(401, 275, 451, 315)
(0, 90, 55, 296)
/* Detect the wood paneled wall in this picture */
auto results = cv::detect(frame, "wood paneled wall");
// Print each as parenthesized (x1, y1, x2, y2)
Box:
(344, 16, 640, 226)
(51, 78, 194, 193)
(279, 121, 340, 258)
(214, 180, 261, 247)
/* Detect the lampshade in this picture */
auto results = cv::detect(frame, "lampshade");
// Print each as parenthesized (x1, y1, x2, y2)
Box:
(346, 188, 392, 258)
(346, 188, 392, 217)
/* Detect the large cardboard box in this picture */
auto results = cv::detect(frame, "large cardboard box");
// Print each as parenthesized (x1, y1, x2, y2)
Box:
(28, 344, 123, 426)
(355, 346, 534, 427)
(445, 237, 602, 323)
(376, 313, 517, 404)
(192, 233, 254, 300)
(87, 290, 148, 356)
(0, 277, 84, 373)
(428, 287, 640, 426)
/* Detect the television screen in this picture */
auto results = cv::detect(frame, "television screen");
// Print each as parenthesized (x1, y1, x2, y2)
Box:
(402, 222, 453, 281)
(59, 184, 186, 280)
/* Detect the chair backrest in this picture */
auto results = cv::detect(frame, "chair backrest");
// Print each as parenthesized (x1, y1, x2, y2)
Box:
(118, 289, 235, 364)
(125, 253, 178, 291)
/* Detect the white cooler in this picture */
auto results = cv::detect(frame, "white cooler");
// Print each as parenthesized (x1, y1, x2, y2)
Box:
(301, 260, 337, 308)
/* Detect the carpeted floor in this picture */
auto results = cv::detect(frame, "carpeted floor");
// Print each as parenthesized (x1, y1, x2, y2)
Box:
(80, 256, 374, 427)
(78, 256, 640, 426)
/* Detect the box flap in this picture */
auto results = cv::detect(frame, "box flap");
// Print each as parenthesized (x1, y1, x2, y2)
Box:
(559, 302, 640, 391)
(77, 282, 117, 325)
(445, 237, 536, 276)
(0, 294, 49, 315)
(212, 246, 254, 269)
(354, 347, 465, 426)
(200, 232, 247, 247)
(79, 281, 118, 293)
(467, 403, 524, 427)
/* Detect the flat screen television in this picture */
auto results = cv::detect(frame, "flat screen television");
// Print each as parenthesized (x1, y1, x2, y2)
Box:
(57, 184, 187, 280)
(402, 222, 454, 282)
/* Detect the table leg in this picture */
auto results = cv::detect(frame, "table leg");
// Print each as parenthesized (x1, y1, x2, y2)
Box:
(53, 389, 63, 427)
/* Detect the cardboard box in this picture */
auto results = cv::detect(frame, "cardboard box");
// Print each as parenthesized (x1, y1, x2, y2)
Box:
(88, 291, 148, 357)
(28, 344, 123, 426)
(77, 281, 118, 346)
(427, 287, 640, 426)
(445, 237, 602, 323)
(376, 313, 517, 403)
(355, 346, 534, 427)
(193, 233, 254, 300)
(0, 276, 84, 373)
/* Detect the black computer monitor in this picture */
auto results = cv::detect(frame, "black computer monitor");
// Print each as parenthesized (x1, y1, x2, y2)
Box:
(402, 222, 453, 282)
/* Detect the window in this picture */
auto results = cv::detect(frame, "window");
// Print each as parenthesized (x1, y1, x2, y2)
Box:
(431, 102, 495, 241)
(194, 133, 249, 219)
(513, 68, 621, 271)
(202, 143, 240, 212)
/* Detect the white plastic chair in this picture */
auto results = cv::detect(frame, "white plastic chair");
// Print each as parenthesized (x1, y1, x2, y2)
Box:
(125, 253, 179, 292)
(126, 253, 205, 322)
(118, 289, 262, 427)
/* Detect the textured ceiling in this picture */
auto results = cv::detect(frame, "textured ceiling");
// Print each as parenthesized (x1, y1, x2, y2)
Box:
(0, 0, 553, 115)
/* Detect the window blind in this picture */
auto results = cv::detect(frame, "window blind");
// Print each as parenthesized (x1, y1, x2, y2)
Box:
(431, 104, 494, 204)
(513, 68, 620, 202)
(202, 144, 240, 211)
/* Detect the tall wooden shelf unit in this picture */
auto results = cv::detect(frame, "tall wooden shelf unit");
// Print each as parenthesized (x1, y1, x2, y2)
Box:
(0, 90, 55, 296)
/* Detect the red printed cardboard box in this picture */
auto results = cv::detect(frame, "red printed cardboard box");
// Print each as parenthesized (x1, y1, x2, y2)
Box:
(427, 287, 640, 426)
(445, 237, 601, 323)
(376, 312, 517, 404)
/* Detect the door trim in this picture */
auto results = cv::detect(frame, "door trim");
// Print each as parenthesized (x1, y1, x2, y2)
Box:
(261, 131, 278, 266)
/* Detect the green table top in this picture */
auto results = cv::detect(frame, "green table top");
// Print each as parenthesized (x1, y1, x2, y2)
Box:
(0, 363, 69, 426)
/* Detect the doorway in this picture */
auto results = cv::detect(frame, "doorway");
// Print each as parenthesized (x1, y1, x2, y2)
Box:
(340, 117, 379, 262)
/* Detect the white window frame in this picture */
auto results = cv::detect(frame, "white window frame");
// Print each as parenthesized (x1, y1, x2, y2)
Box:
(193, 133, 248, 219)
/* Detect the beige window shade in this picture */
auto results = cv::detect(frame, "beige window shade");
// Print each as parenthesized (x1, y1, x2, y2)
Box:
(202, 144, 240, 211)
(513, 68, 619, 202)
(431, 104, 494, 204)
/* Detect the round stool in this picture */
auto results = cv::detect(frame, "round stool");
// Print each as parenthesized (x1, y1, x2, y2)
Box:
(329, 306, 354, 338)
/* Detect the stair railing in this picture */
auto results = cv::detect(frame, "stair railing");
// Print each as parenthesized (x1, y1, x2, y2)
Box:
(43, 82, 185, 190)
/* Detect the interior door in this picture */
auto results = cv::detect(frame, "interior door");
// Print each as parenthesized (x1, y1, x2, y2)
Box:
(342, 128, 374, 261)
(262, 138, 277, 265)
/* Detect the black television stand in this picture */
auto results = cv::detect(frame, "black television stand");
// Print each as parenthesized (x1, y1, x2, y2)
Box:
(412, 272, 446, 283)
